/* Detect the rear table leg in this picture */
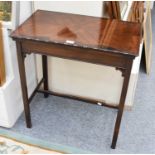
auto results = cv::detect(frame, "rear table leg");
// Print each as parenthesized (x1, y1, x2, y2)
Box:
(42, 55, 49, 98)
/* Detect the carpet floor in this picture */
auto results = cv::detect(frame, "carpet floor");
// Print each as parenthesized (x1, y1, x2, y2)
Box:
(2, 7, 155, 154)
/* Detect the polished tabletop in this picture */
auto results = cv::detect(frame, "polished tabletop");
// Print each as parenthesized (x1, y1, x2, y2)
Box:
(11, 10, 142, 56)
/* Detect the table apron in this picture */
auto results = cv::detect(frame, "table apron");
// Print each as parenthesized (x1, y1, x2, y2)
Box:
(21, 40, 133, 69)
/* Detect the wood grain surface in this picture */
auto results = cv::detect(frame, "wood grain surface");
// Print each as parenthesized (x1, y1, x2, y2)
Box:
(11, 10, 141, 56)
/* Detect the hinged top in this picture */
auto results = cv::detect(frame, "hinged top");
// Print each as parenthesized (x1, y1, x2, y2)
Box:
(11, 10, 142, 57)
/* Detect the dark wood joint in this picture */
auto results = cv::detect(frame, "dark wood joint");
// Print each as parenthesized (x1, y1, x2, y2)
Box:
(22, 52, 27, 59)
(115, 67, 126, 77)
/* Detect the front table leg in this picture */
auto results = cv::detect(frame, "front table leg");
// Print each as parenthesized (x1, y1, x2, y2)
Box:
(16, 42, 32, 128)
(111, 60, 133, 149)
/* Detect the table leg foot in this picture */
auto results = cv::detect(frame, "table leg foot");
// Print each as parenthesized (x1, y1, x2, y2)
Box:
(44, 93, 49, 98)
(26, 122, 32, 128)
(111, 143, 116, 149)
(25, 111, 32, 128)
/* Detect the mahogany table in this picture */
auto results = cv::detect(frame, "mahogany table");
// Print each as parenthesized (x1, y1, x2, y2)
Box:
(11, 10, 141, 149)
